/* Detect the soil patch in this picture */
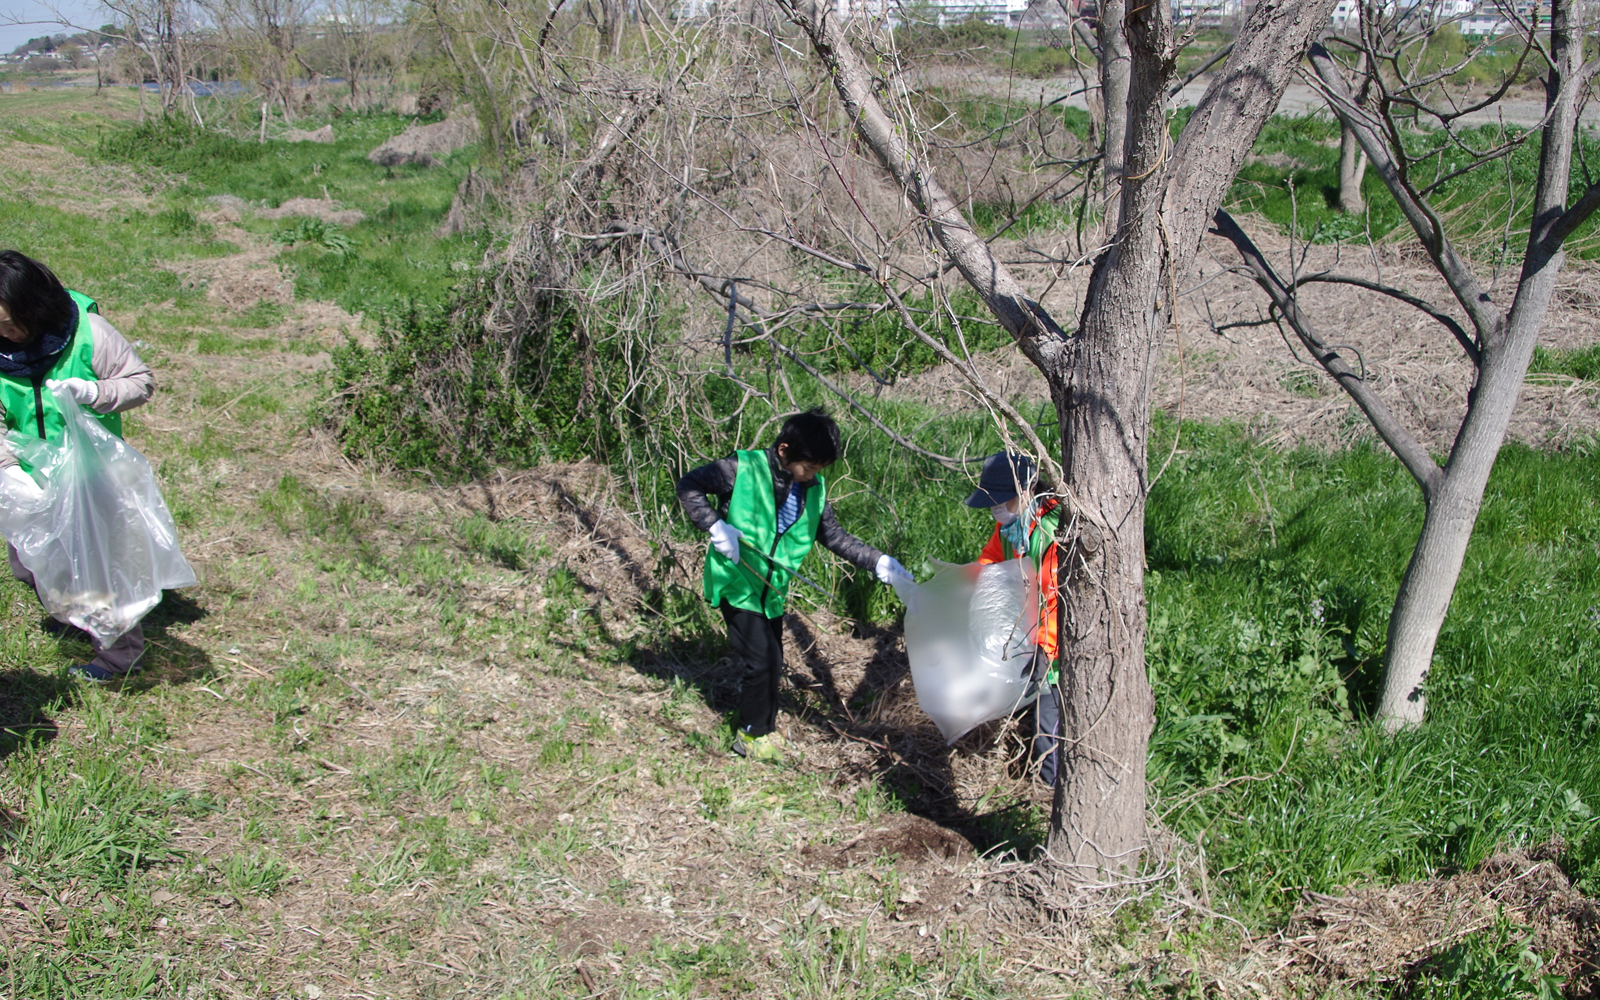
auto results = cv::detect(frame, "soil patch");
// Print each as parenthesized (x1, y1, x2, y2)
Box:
(259, 197, 367, 226)
(367, 114, 480, 168)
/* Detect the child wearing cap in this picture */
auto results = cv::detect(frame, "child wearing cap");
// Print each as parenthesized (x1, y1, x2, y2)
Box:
(965, 451, 1063, 786)
(678, 408, 914, 762)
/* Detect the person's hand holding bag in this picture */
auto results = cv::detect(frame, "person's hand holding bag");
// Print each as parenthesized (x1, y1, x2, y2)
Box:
(46, 377, 98, 407)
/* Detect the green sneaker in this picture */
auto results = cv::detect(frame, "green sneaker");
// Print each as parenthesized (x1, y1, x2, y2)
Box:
(733, 730, 785, 763)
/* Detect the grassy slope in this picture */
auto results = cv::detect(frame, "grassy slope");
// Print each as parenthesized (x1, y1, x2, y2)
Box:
(0, 87, 1597, 999)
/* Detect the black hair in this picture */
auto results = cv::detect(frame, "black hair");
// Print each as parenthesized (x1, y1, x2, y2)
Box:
(0, 251, 74, 345)
(773, 407, 841, 466)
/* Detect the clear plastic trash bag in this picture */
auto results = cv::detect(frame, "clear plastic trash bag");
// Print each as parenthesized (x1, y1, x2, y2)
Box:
(0, 385, 196, 643)
(895, 559, 1042, 744)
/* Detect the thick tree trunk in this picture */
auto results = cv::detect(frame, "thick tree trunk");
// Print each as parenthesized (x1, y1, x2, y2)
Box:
(1337, 125, 1366, 214)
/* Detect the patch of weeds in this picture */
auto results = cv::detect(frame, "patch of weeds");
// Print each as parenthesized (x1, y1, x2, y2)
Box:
(1530, 342, 1600, 382)
(456, 513, 544, 570)
(274, 216, 354, 257)
(853, 779, 903, 822)
(656, 937, 757, 994)
(234, 298, 289, 328)
(3, 748, 177, 892)
(361, 742, 463, 806)
(538, 736, 576, 766)
(1279, 367, 1329, 398)
(698, 782, 733, 821)
(1400, 916, 1564, 999)
(352, 840, 422, 892)
(156, 206, 207, 237)
(165, 789, 223, 818)
(195, 332, 279, 355)
(219, 850, 292, 897)
(260, 473, 377, 543)
(660, 676, 700, 725)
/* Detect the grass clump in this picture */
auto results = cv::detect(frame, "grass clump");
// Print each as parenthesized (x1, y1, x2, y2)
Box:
(3, 740, 177, 893)
(1530, 342, 1600, 381)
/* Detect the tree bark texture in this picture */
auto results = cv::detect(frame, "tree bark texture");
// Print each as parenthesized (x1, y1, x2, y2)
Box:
(1098, 0, 1130, 240)
(1338, 125, 1366, 214)
(1049, 0, 1341, 875)
(776, 0, 1339, 876)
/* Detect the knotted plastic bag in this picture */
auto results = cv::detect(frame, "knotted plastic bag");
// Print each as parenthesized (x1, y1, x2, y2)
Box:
(897, 559, 1041, 744)
(0, 385, 196, 643)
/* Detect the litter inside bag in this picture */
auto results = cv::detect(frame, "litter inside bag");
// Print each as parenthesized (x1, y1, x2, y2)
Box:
(898, 559, 1041, 744)
(0, 386, 196, 643)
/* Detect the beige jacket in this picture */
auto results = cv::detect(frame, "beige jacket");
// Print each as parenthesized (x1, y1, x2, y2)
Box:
(0, 313, 156, 469)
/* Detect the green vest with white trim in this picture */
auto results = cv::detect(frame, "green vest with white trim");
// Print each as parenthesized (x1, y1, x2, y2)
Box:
(702, 449, 826, 618)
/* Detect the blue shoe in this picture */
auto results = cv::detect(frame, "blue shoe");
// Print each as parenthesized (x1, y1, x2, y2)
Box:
(67, 663, 124, 684)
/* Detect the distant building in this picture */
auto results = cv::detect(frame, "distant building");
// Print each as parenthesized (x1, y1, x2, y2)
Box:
(1175, 0, 1243, 28)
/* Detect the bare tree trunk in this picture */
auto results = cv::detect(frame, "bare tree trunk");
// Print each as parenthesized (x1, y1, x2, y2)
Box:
(1336, 52, 1368, 214)
(1337, 124, 1366, 214)
(1099, 0, 1130, 238)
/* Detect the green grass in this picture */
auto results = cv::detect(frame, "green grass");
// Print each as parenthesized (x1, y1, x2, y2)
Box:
(1530, 341, 1600, 381)
(91, 113, 488, 315)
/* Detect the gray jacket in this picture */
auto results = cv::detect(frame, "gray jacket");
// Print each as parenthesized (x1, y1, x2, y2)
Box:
(677, 448, 884, 571)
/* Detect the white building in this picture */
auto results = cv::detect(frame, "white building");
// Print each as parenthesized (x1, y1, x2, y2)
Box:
(1175, 0, 1243, 27)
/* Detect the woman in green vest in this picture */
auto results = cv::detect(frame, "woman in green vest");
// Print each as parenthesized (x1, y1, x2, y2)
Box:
(678, 408, 913, 762)
(0, 250, 156, 683)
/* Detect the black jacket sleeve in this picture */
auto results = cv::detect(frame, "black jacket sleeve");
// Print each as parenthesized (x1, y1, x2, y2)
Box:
(676, 454, 740, 532)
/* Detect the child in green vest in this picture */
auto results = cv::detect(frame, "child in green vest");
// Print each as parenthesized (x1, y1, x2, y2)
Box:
(0, 250, 156, 683)
(966, 451, 1064, 787)
(678, 408, 913, 761)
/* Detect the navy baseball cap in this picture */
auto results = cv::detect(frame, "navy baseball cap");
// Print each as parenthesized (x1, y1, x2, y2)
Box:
(964, 451, 1037, 508)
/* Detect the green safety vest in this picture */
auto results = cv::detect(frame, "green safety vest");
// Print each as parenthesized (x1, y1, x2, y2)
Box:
(703, 449, 826, 618)
(0, 290, 122, 474)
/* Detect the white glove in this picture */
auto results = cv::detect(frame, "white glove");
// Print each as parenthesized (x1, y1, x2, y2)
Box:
(875, 554, 914, 587)
(708, 520, 742, 564)
(1, 464, 43, 504)
(46, 377, 98, 407)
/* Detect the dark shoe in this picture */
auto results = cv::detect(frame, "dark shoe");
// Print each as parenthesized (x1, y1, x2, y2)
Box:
(68, 663, 130, 684)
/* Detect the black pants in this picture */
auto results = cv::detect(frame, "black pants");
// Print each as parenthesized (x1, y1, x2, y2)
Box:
(1036, 683, 1062, 787)
(1028, 648, 1063, 787)
(719, 601, 784, 737)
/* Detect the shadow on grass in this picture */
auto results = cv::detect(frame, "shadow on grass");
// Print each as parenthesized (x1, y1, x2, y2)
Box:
(626, 595, 1047, 861)
(0, 668, 75, 759)
(34, 588, 215, 694)
(131, 588, 216, 688)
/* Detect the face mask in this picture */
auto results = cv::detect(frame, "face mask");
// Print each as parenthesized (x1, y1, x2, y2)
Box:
(1000, 514, 1031, 553)
(990, 504, 1019, 527)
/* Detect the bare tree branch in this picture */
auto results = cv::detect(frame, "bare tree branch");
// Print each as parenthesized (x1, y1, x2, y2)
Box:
(1292, 272, 1479, 365)
(1211, 209, 1443, 495)
(1306, 40, 1505, 344)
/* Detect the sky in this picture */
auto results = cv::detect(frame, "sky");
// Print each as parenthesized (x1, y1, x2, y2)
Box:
(0, 0, 105, 54)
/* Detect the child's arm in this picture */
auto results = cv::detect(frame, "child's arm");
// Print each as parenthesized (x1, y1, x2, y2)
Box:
(676, 455, 739, 532)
